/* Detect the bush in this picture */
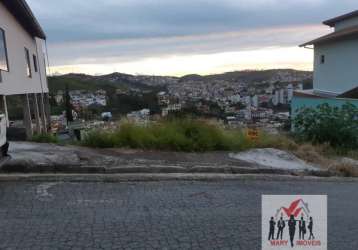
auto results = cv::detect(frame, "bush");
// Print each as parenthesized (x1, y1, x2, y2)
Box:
(31, 133, 59, 143)
(82, 119, 302, 152)
(294, 103, 358, 150)
(82, 119, 261, 152)
(80, 130, 116, 148)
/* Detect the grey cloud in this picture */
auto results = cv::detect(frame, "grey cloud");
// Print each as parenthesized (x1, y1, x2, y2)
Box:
(28, 0, 358, 43)
(47, 25, 327, 66)
(25, 0, 358, 69)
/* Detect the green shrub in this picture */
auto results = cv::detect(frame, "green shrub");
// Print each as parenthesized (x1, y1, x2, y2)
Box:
(31, 133, 59, 143)
(82, 119, 314, 152)
(81, 130, 116, 148)
(294, 103, 358, 150)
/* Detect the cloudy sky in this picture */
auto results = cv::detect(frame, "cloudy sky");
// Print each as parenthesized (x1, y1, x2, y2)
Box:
(27, 0, 358, 76)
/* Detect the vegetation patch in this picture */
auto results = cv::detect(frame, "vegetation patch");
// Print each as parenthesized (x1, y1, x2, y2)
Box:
(294, 103, 358, 151)
(32, 133, 59, 144)
(81, 119, 287, 152)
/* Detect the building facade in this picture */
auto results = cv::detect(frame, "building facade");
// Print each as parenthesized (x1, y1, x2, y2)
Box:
(0, 0, 49, 138)
(300, 10, 358, 96)
(292, 10, 358, 123)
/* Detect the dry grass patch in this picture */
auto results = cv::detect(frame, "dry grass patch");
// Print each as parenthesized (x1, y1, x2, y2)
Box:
(293, 144, 329, 166)
(329, 162, 358, 177)
(255, 132, 298, 151)
(346, 150, 358, 160)
(292, 143, 358, 177)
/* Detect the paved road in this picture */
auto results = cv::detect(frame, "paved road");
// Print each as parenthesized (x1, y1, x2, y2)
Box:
(0, 180, 357, 249)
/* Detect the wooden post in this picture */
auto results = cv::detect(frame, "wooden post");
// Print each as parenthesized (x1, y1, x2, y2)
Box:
(33, 93, 42, 134)
(23, 94, 33, 139)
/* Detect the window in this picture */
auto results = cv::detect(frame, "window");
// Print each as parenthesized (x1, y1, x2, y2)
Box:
(320, 55, 325, 64)
(25, 48, 31, 77)
(33, 54, 38, 72)
(0, 28, 9, 72)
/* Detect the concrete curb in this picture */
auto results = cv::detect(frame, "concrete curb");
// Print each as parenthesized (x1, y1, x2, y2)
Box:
(1, 163, 335, 177)
(0, 173, 356, 182)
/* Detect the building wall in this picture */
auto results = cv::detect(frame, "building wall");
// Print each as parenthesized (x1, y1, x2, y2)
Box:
(0, 2, 48, 96)
(335, 16, 358, 31)
(291, 95, 358, 119)
(314, 38, 358, 95)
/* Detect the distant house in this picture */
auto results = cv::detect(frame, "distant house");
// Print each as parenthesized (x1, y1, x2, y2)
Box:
(0, 0, 49, 138)
(292, 10, 358, 120)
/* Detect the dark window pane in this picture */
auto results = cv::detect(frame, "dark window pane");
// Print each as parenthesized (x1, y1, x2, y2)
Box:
(33, 54, 38, 72)
(320, 55, 325, 64)
(25, 48, 31, 77)
(0, 29, 9, 71)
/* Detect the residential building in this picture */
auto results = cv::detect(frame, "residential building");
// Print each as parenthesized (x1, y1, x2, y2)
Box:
(69, 90, 107, 108)
(272, 90, 279, 106)
(287, 84, 294, 102)
(293, 10, 358, 121)
(161, 103, 182, 117)
(127, 109, 150, 125)
(301, 10, 358, 96)
(0, 0, 49, 138)
(157, 91, 170, 106)
(279, 89, 286, 104)
(55, 90, 64, 104)
(251, 95, 259, 108)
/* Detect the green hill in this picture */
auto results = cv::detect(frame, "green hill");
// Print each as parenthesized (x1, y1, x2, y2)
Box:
(48, 73, 167, 94)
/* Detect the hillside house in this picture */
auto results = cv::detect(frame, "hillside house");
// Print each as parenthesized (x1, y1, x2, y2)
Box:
(0, 0, 50, 138)
(292, 10, 358, 118)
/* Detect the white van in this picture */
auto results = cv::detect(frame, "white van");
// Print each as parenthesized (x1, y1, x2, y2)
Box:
(0, 114, 8, 157)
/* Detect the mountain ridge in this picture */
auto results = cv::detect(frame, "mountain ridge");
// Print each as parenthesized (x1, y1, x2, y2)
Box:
(48, 69, 313, 93)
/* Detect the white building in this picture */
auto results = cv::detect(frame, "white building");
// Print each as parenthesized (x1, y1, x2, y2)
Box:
(69, 90, 107, 108)
(244, 96, 251, 107)
(0, 0, 49, 137)
(292, 10, 358, 127)
(127, 109, 150, 125)
(279, 89, 286, 104)
(287, 84, 294, 102)
(161, 104, 182, 117)
(157, 91, 170, 106)
(227, 94, 241, 104)
(272, 90, 279, 106)
(251, 95, 259, 108)
(55, 90, 64, 104)
(300, 10, 358, 96)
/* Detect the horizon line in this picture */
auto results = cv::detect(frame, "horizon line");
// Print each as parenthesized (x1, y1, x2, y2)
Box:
(48, 68, 313, 78)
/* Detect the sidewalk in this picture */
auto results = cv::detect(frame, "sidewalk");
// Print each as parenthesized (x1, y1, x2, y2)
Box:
(1, 142, 332, 177)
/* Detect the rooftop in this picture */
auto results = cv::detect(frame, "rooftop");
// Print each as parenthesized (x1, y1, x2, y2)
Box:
(337, 87, 358, 99)
(323, 10, 358, 27)
(1, 0, 46, 39)
(294, 88, 358, 100)
(300, 25, 358, 47)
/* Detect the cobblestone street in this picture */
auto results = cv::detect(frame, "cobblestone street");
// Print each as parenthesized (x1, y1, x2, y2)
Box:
(0, 180, 356, 249)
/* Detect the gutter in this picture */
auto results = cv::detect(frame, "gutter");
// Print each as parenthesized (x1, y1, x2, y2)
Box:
(17, 0, 46, 39)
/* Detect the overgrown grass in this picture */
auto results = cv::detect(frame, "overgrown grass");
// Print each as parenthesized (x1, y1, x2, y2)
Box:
(31, 133, 59, 144)
(82, 119, 283, 152)
(81, 119, 358, 176)
(82, 119, 357, 170)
